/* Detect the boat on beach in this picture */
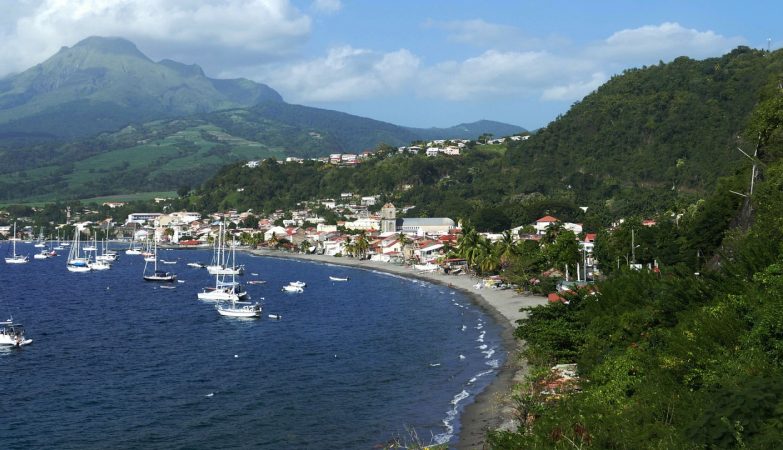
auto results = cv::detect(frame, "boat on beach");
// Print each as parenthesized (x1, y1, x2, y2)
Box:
(0, 318, 33, 347)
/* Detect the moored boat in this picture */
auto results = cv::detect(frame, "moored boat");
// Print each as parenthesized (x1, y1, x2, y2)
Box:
(0, 318, 33, 347)
(216, 300, 262, 318)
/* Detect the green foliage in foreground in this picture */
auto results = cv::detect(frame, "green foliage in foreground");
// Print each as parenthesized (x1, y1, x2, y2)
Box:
(489, 86, 783, 449)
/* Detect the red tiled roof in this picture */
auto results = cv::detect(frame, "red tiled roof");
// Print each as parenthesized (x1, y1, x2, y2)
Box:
(584, 233, 597, 242)
(537, 215, 559, 223)
(548, 292, 567, 303)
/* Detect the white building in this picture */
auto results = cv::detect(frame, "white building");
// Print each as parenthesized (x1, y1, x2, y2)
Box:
(126, 213, 162, 225)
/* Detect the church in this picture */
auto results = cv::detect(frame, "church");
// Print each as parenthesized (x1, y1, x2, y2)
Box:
(380, 203, 456, 236)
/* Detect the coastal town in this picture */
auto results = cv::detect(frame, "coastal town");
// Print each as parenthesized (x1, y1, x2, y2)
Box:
(0, 195, 603, 289)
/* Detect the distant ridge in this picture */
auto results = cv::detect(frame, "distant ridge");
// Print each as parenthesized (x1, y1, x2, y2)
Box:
(0, 36, 282, 139)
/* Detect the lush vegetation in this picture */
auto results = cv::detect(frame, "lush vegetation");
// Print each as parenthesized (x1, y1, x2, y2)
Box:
(174, 47, 783, 232)
(488, 76, 783, 448)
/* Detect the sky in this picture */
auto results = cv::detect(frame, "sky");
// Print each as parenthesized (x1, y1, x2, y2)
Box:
(0, 0, 781, 129)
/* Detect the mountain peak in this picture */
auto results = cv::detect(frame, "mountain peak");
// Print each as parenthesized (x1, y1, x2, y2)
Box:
(71, 36, 149, 60)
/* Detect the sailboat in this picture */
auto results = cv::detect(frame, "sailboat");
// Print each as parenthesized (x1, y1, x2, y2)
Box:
(143, 238, 176, 282)
(66, 229, 91, 272)
(126, 237, 142, 255)
(53, 231, 64, 251)
(96, 238, 118, 262)
(87, 236, 111, 271)
(199, 236, 248, 301)
(5, 223, 29, 264)
(33, 227, 46, 248)
(216, 300, 262, 318)
(206, 224, 245, 276)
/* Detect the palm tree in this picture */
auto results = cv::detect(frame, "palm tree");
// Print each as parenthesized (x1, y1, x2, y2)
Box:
(343, 236, 354, 257)
(495, 230, 517, 267)
(354, 231, 370, 259)
(455, 225, 482, 272)
(398, 232, 412, 262)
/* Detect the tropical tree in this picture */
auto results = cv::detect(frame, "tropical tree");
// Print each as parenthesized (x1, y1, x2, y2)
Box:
(495, 229, 518, 267)
(398, 232, 412, 262)
(354, 231, 370, 259)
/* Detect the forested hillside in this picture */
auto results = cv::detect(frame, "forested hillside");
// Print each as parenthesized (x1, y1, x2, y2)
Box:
(189, 47, 783, 231)
(489, 77, 783, 449)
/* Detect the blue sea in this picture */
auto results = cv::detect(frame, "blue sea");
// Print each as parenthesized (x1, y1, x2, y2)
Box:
(0, 244, 504, 449)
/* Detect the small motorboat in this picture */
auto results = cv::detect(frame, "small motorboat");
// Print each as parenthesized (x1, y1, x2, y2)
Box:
(247, 280, 266, 285)
(282, 285, 304, 293)
(187, 262, 206, 268)
(268, 314, 282, 320)
(289, 281, 306, 288)
(329, 276, 349, 282)
(0, 318, 33, 347)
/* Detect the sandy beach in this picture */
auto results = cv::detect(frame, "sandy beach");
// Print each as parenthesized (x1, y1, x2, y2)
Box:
(247, 249, 547, 449)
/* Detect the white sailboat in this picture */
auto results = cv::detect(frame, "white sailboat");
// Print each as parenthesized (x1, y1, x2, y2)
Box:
(199, 236, 248, 301)
(66, 228, 91, 272)
(143, 238, 176, 282)
(5, 223, 29, 264)
(96, 238, 118, 262)
(216, 300, 262, 318)
(33, 227, 46, 248)
(206, 224, 245, 275)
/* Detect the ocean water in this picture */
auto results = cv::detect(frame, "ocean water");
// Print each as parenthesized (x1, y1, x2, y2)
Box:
(0, 245, 504, 449)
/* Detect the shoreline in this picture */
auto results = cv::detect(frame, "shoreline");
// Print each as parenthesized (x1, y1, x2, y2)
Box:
(246, 249, 547, 449)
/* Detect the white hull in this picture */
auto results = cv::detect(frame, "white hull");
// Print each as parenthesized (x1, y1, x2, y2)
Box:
(5, 256, 29, 264)
(126, 249, 141, 255)
(329, 276, 349, 281)
(0, 336, 33, 346)
(33, 253, 49, 260)
(67, 265, 92, 273)
(207, 265, 244, 276)
(216, 302, 261, 318)
(282, 285, 304, 293)
(89, 261, 111, 271)
(198, 288, 241, 302)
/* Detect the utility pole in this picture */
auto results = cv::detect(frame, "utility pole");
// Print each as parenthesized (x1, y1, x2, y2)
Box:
(631, 228, 636, 264)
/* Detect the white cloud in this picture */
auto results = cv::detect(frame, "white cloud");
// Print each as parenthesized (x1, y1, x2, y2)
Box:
(423, 18, 569, 50)
(418, 50, 595, 101)
(311, 0, 342, 14)
(0, 0, 312, 77)
(261, 46, 420, 102)
(591, 22, 744, 62)
(542, 72, 607, 101)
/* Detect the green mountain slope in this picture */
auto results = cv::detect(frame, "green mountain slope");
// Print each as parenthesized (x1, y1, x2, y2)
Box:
(188, 47, 783, 230)
(0, 36, 282, 139)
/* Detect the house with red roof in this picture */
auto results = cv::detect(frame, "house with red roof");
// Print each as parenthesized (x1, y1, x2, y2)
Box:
(534, 215, 560, 235)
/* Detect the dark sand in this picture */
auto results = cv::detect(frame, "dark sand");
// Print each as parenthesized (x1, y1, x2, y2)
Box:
(247, 250, 547, 449)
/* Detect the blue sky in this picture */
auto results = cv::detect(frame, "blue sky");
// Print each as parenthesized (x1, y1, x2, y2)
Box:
(1, 0, 781, 129)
